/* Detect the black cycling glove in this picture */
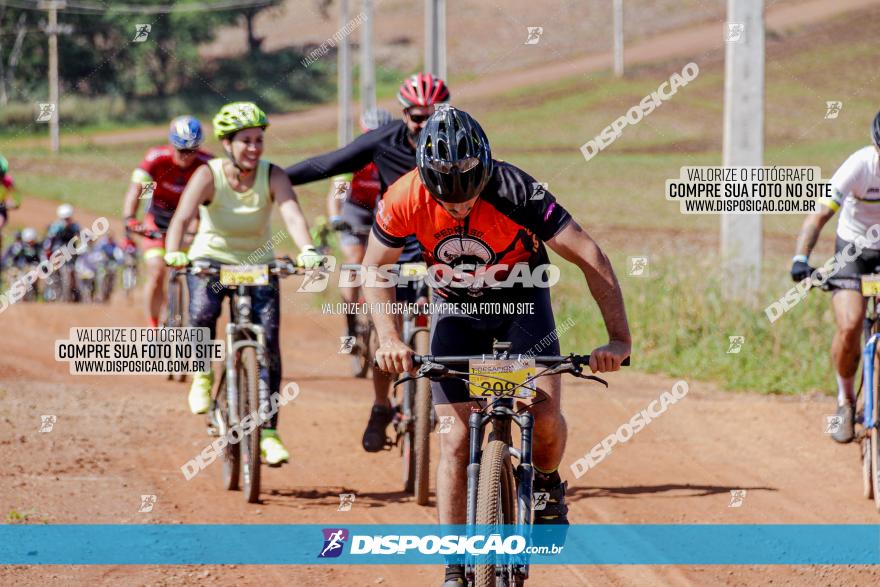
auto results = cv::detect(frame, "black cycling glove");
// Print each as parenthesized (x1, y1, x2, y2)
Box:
(790, 259, 813, 282)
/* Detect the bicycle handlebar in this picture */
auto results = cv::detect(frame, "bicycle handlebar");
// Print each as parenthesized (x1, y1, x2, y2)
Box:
(413, 354, 630, 367)
(125, 225, 163, 240)
(330, 219, 372, 237)
(177, 257, 322, 277)
(126, 225, 197, 242)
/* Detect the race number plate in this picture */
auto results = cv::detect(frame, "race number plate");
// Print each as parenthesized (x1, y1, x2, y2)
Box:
(219, 264, 269, 286)
(468, 359, 537, 399)
(861, 274, 880, 297)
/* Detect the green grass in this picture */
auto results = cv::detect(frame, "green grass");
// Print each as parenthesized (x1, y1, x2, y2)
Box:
(4, 9, 879, 395)
(551, 253, 835, 394)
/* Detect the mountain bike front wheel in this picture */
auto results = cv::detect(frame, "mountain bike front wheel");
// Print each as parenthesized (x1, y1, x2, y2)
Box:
(238, 347, 262, 504)
(475, 440, 518, 587)
(872, 349, 880, 510)
(216, 370, 240, 491)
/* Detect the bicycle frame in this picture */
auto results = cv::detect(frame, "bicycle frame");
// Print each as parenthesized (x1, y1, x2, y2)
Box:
(223, 284, 269, 428)
(862, 296, 879, 435)
(465, 360, 536, 582)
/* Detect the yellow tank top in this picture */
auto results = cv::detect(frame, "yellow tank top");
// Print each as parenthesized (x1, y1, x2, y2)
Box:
(188, 158, 274, 265)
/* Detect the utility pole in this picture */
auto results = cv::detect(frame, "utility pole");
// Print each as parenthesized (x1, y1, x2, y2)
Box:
(721, 0, 764, 298)
(360, 0, 376, 116)
(40, 0, 66, 153)
(424, 0, 446, 79)
(613, 0, 624, 77)
(338, 0, 353, 146)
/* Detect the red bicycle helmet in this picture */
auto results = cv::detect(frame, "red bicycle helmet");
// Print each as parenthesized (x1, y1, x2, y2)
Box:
(397, 73, 450, 108)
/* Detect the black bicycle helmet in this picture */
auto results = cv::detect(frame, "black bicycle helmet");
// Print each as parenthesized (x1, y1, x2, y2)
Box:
(416, 106, 493, 203)
(872, 110, 880, 147)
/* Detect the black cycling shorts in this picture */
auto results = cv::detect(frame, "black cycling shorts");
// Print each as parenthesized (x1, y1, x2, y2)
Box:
(827, 236, 880, 291)
(339, 201, 373, 247)
(428, 287, 559, 405)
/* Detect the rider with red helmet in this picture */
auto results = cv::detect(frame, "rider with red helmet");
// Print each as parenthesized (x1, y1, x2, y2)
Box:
(286, 73, 450, 453)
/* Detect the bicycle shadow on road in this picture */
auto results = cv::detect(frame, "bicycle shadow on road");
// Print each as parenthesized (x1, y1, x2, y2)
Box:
(259, 486, 419, 508)
(567, 483, 778, 500)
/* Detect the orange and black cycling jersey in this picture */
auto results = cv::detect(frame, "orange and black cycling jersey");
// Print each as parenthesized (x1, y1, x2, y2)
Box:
(373, 161, 572, 299)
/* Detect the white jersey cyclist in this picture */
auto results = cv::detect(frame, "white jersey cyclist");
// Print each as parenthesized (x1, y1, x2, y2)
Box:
(824, 146, 880, 247)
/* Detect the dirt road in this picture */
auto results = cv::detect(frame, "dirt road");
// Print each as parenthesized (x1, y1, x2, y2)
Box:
(1, 279, 879, 586)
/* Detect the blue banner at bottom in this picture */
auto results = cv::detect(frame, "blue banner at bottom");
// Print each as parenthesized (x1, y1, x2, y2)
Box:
(1, 524, 879, 565)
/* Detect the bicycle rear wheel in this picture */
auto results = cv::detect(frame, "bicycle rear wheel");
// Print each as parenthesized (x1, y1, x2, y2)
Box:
(238, 347, 262, 503)
(61, 266, 75, 302)
(123, 266, 137, 297)
(164, 275, 188, 382)
(872, 348, 880, 509)
(413, 329, 431, 506)
(475, 440, 517, 587)
(175, 282, 188, 381)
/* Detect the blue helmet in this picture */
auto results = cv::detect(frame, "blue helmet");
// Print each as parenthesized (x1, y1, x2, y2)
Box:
(169, 116, 204, 150)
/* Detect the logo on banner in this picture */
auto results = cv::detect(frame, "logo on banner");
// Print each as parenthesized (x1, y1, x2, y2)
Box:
(319, 528, 349, 558)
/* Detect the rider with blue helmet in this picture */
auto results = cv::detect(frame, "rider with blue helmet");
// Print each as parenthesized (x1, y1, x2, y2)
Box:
(122, 115, 213, 328)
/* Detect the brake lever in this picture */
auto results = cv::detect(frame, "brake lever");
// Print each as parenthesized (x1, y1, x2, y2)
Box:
(573, 371, 609, 387)
(389, 360, 448, 388)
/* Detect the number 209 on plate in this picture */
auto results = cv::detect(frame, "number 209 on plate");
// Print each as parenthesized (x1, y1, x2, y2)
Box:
(468, 359, 537, 399)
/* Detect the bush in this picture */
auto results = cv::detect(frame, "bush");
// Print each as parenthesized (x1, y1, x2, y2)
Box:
(0, 47, 336, 132)
(555, 254, 835, 395)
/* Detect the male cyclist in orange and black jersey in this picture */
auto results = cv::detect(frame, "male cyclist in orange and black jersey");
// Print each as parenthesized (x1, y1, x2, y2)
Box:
(123, 116, 212, 328)
(286, 73, 451, 453)
(367, 107, 631, 587)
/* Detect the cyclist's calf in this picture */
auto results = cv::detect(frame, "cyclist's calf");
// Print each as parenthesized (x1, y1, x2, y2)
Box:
(526, 378, 566, 472)
(832, 290, 866, 376)
(435, 402, 471, 525)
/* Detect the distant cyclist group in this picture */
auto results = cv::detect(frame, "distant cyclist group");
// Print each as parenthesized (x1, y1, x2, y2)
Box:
(1, 202, 129, 303)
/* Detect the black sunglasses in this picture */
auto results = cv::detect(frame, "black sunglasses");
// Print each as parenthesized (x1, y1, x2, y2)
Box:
(407, 113, 431, 124)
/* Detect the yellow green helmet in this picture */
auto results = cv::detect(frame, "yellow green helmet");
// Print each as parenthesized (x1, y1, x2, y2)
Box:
(212, 102, 269, 139)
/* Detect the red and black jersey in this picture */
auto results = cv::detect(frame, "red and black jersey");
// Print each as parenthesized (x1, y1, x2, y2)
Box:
(136, 145, 212, 230)
(350, 162, 382, 210)
(373, 161, 572, 298)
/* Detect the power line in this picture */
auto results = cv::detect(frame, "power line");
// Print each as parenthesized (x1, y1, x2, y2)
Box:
(0, 0, 279, 14)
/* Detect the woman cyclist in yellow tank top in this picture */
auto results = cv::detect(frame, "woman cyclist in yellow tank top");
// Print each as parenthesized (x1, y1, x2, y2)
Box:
(164, 102, 322, 466)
